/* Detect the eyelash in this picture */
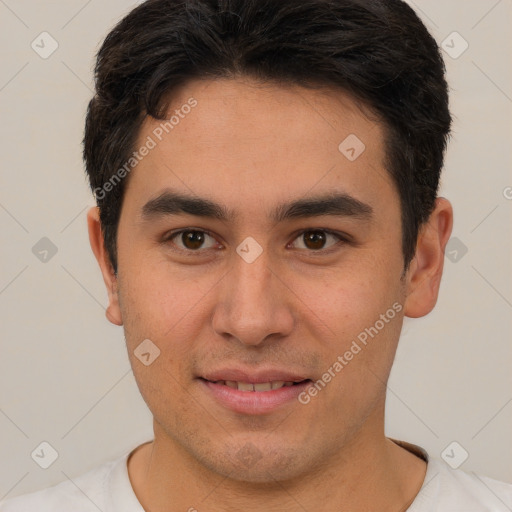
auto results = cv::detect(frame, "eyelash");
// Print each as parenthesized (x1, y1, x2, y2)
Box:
(162, 228, 349, 256)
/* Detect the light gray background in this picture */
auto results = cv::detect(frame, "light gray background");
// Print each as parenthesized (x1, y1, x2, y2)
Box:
(1, 0, 511, 501)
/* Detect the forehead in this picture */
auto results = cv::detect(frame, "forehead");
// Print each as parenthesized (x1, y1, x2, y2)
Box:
(124, 77, 396, 224)
(149, 77, 383, 150)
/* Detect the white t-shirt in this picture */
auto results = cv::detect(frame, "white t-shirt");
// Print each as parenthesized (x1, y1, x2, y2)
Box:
(2, 439, 511, 511)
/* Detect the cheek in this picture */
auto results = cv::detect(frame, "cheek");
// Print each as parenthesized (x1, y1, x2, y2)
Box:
(117, 261, 221, 396)
(118, 271, 203, 417)
(292, 259, 400, 333)
(118, 258, 216, 343)
(290, 258, 404, 395)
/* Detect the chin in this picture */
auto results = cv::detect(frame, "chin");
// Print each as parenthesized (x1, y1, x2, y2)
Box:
(197, 441, 310, 484)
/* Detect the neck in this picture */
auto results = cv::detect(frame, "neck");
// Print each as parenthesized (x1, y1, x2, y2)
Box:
(128, 409, 426, 511)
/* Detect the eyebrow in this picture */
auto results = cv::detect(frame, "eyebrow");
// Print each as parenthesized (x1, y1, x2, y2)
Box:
(141, 189, 373, 223)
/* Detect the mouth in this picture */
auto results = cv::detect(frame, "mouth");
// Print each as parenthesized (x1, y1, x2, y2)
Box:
(198, 373, 314, 414)
(200, 378, 311, 392)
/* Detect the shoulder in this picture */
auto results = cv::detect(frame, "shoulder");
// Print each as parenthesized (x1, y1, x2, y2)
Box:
(412, 457, 512, 511)
(0, 457, 120, 512)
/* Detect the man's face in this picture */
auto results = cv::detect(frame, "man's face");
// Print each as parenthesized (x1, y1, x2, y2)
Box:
(114, 78, 408, 482)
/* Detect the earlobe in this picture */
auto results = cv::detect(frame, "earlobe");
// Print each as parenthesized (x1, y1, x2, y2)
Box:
(87, 207, 123, 326)
(403, 198, 453, 318)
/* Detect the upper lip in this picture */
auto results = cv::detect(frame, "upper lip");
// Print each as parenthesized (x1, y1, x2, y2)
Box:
(200, 368, 310, 384)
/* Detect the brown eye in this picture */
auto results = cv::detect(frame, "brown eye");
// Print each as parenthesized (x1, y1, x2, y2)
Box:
(290, 230, 345, 252)
(303, 231, 327, 250)
(166, 229, 218, 252)
(181, 230, 206, 250)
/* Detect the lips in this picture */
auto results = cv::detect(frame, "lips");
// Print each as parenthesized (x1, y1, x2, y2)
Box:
(200, 378, 312, 414)
(197, 368, 313, 413)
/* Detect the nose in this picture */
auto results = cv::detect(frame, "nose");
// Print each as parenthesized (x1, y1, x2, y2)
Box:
(211, 245, 295, 347)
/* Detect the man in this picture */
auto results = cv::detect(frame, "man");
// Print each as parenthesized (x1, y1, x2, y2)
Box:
(2, 0, 511, 510)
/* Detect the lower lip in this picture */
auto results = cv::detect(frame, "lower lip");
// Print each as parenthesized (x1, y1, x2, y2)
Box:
(199, 379, 312, 415)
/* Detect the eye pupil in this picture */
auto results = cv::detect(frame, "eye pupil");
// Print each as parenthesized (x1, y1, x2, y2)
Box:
(183, 230, 205, 250)
(304, 231, 326, 250)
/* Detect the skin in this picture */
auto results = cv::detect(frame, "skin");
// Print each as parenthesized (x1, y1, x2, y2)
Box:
(88, 77, 453, 512)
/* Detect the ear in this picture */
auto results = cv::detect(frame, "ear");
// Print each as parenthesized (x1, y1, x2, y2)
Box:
(403, 197, 453, 318)
(87, 207, 123, 326)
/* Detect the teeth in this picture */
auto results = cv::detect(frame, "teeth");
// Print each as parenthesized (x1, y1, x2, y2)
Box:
(254, 382, 272, 391)
(237, 382, 255, 391)
(215, 380, 295, 391)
